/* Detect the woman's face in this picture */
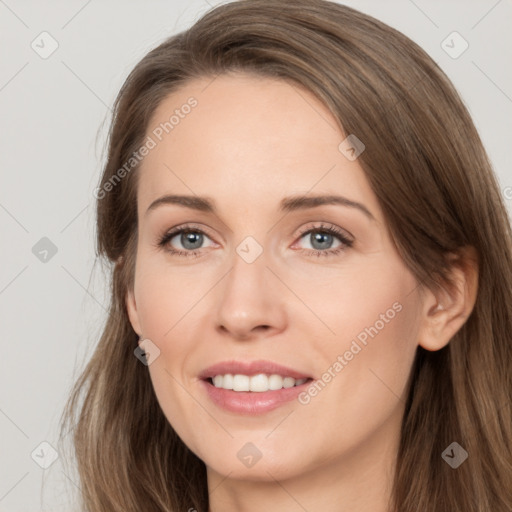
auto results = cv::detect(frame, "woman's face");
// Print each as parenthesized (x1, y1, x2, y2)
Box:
(126, 73, 424, 483)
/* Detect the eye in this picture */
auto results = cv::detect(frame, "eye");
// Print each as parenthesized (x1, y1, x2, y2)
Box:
(157, 224, 215, 258)
(156, 222, 354, 259)
(294, 223, 354, 257)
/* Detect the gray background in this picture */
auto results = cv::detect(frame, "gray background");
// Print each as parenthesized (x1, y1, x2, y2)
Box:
(1, 0, 511, 510)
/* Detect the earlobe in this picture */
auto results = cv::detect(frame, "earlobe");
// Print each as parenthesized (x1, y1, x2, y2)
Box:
(125, 288, 142, 337)
(418, 246, 479, 352)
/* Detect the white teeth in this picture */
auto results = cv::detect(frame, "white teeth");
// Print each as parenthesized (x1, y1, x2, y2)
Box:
(223, 373, 234, 389)
(210, 373, 309, 392)
(283, 377, 295, 388)
(212, 375, 223, 388)
(233, 374, 250, 391)
(249, 373, 268, 392)
(268, 374, 283, 390)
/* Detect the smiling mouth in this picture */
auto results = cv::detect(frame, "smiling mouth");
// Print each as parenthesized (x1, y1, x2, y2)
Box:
(204, 374, 314, 392)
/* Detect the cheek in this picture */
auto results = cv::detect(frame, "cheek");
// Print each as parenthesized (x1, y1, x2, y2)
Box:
(285, 289, 420, 467)
(300, 255, 421, 415)
(133, 258, 201, 338)
(132, 259, 208, 420)
(286, 248, 420, 359)
(134, 269, 206, 451)
(312, 272, 419, 426)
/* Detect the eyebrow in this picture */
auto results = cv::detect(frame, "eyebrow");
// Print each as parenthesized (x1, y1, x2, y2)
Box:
(145, 193, 375, 221)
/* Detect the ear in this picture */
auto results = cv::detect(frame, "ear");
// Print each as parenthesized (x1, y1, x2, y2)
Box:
(126, 287, 143, 337)
(418, 246, 479, 351)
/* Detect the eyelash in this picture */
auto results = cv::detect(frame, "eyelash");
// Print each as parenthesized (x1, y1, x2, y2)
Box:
(157, 223, 354, 259)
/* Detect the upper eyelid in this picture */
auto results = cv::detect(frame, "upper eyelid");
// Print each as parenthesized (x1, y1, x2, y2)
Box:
(164, 222, 347, 235)
(296, 222, 353, 240)
(164, 223, 218, 242)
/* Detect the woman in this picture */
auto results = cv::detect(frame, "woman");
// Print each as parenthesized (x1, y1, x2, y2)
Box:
(61, 1, 512, 510)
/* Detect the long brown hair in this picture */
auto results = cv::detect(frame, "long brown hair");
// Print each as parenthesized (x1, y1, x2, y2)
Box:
(60, 1, 512, 510)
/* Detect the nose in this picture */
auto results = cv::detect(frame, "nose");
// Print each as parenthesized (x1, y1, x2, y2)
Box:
(214, 246, 287, 340)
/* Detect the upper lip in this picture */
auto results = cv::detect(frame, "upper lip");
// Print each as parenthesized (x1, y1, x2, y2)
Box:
(199, 360, 313, 380)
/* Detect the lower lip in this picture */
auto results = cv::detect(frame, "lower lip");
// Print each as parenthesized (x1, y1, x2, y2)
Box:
(200, 378, 312, 415)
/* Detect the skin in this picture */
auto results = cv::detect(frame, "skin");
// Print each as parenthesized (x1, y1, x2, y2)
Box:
(126, 73, 478, 512)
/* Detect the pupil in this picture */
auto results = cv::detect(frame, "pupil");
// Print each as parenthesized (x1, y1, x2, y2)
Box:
(312, 232, 332, 250)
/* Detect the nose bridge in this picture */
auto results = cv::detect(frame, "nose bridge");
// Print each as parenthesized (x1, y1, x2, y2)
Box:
(214, 238, 285, 338)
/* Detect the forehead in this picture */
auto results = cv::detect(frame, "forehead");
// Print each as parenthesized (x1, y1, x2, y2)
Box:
(137, 73, 381, 222)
